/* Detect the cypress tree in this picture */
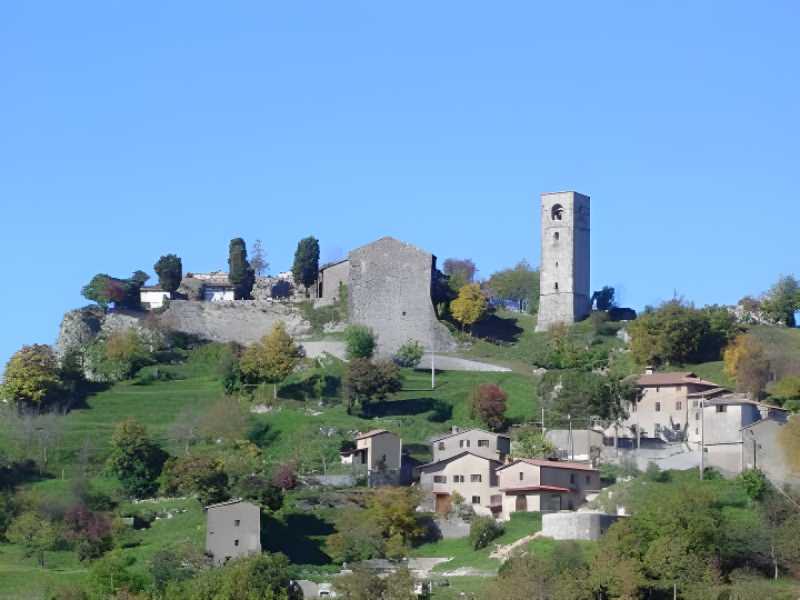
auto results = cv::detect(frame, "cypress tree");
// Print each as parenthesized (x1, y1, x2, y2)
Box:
(228, 238, 255, 300)
(292, 236, 320, 296)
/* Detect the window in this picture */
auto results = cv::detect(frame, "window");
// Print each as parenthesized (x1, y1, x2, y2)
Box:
(570, 473, 575, 484)
(434, 476, 447, 484)
(695, 428, 700, 435)
(478, 440, 490, 448)
(656, 386, 660, 393)
(716, 405, 727, 413)
(554, 232, 560, 241)
(554, 282, 559, 291)
(585, 475, 591, 484)
(234, 519, 240, 527)
(655, 402, 661, 412)
(632, 403, 637, 413)
(471, 474, 482, 483)
(471, 496, 481, 505)
(438, 442, 445, 451)
(693, 400, 699, 408)
(676, 401, 682, 410)
(695, 412, 700, 421)
(234, 539, 240, 547)
(519, 472, 524, 481)
(459, 439, 471, 448)
(551, 204, 564, 220)
(454, 475, 465, 483)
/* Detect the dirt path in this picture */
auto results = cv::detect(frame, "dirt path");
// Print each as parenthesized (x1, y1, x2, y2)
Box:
(489, 531, 545, 561)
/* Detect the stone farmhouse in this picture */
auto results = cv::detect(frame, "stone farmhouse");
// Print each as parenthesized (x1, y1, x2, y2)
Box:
(418, 428, 599, 521)
(339, 429, 402, 476)
(205, 499, 261, 566)
(620, 370, 723, 442)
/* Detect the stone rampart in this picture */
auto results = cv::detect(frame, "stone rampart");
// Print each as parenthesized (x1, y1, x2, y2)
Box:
(156, 300, 312, 344)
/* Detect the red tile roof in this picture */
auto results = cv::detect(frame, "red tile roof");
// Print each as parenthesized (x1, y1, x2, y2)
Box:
(355, 429, 393, 441)
(497, 458, 598, 473)
(499, 485, 572, 494)
(637, 372, 720, 388)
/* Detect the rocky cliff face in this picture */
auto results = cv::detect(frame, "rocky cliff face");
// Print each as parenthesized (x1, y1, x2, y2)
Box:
(55, 306, 104, 359)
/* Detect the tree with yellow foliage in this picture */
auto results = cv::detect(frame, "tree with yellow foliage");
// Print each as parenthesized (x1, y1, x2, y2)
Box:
(450, 283, 488, 332)
(723, 334, 770, 399)
(240, 322, 304, 400)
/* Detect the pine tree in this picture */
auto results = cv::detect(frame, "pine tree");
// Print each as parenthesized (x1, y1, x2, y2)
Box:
(153, 254, 182, 295)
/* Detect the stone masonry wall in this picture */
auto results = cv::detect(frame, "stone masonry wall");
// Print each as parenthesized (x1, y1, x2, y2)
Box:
(156, 300, 312, 344)
(348, 237, 456, 357)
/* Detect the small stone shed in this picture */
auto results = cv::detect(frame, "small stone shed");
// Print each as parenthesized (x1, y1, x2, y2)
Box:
(542, 511, 621, 541)
(205, 499, 261, 565)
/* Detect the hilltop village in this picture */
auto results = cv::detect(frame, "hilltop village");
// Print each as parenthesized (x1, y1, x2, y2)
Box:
(2, 193, 800, 599)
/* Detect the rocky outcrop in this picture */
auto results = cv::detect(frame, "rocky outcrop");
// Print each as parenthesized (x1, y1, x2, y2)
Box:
(156, 300, 312, 344)
(55, 306, 104, 358)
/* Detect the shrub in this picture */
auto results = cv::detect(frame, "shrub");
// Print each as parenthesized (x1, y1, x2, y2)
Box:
(344, 325, 377, 360)
(469, 516, 504, 550)
(393, 339, 425, 368)
(85, 329, 155, 382)
(160, 455, 229, 505)
(271, 461, 298, 491)
(343, 359, 403, 415)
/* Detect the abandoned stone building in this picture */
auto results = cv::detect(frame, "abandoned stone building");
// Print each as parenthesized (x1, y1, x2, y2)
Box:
(317, 236, 457, 356)
(536, 191, 592, 332)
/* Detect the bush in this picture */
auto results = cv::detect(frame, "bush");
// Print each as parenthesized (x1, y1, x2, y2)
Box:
(470, 383, 508, 431)
(344, 325, 377, 360)
(344, 358, 403, 415)
(85, 329, 155, 382)
(1, 344, 64, 409)
(160, 455, 229, 506)
(393, 339, 425, 368)
(469, 516, 504, 550)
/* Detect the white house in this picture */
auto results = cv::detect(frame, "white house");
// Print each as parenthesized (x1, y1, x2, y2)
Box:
(140, 286, 171, 309)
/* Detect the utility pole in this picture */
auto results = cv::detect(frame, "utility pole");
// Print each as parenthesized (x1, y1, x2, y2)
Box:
(700, 398, 705, 481)
(568, 414, 574, 461)
(541, 406, 546, 434)
(430, 332, 436, 390)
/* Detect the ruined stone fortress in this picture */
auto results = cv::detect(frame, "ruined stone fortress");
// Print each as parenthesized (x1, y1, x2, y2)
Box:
(536, 191, 591, 332)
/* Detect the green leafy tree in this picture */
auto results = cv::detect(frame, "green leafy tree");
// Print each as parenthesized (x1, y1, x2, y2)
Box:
(161, 455, 229, 506)
(761, 274, 800, 327)
(470, 383, 508, 431)
(325, 507, 385, 563)
(81, 273, 142, 309)
(154, 254, 183, 295)
(539, 370, 631, 420)
(487, 260, 540, 313)
(6, 512, 58, 567)
(228, 238, 256, 300)
(88, 551, 147, 598)
(393, 339, 425, 368)
(131, 270, 150, 285)
(343, 358, 403, 415)
(514, 430, 557, 459)
(628, 300, 714, 365)
(240, 323, 304, 400)
(771, 376, 800, 406)
(450, 283, 488, 332)
(344, 325, 376, 359)
(333, 567, 386, 600)
(167, 552, 298, 600)
(107, 419, 168, 499)
(1, 344, 63, 408)
(85, 328, 154, 382)
(292, 236, 320, 295)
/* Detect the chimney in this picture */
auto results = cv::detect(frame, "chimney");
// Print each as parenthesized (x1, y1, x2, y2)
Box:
(451, 426, 460, 434)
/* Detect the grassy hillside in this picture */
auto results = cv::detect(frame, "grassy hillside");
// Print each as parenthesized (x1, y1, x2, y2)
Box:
(0, 357, 541, 598)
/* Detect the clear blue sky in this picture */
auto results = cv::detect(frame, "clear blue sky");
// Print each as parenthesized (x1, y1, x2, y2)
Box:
(1, 2, 798, 368)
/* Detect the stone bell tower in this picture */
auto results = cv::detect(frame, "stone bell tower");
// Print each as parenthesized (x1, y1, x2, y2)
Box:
(535, 191, 591, 332)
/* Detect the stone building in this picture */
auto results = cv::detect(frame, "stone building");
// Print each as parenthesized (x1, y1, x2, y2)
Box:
(417, 451, 502, 516)
(316, 237, 456, 356)
(430, 427, 511, 463)
(542, 512, 622, 541)
(205, 499, 261, 566)
(340, 429, 402, 475)
(496, 458, 601, 516)
(536, 191, 592, 332)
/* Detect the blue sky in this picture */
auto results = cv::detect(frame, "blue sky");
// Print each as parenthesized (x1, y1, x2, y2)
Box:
(1, 2, 798, 368)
